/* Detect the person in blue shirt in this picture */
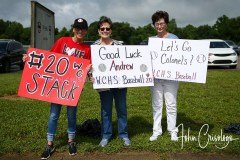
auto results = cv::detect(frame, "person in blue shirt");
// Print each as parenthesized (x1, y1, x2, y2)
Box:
(149, 11, 179, 142)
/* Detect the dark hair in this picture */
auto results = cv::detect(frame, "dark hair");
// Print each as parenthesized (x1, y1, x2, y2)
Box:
(98, 16, 113, 29)
(151, 11, 169, 25)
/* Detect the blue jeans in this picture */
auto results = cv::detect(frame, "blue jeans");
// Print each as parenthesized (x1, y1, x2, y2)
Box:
(99, 88, 128, 139)
(47, 103, 77, 142)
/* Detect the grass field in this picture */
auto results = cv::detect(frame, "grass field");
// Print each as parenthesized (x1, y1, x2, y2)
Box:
(0, 70, 240, 156)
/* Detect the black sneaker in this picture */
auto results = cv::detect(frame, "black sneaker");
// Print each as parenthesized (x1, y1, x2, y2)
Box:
(40, 144, 55, 159)
(68, 142, 77, 156)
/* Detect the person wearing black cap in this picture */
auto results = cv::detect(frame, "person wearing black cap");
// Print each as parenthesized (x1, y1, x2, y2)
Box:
(40, 18, 91, 160)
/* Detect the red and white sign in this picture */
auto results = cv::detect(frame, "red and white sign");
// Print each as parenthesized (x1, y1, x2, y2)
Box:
(18, 48, 90, 106)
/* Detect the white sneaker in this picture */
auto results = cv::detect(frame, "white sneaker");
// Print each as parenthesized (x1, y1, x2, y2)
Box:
(171, 132, 178, 141)
(122, 137, 131, 146)
(99, 138, 109, 147)
(149, 134, 160, 141)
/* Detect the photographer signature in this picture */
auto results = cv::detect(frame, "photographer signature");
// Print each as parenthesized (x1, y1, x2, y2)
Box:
(177, 123, 239, 149)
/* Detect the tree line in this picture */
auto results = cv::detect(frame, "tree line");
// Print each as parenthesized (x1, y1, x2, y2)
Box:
(0, 15, 239, 45)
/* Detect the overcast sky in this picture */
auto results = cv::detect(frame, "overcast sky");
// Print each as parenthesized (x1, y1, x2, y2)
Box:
(0, 0, 239, 29)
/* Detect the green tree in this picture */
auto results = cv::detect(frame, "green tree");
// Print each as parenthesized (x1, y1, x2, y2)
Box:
(85, 21, 98, 41)
(130, 24, 156, 45)
(54, 28, 59, 36)
(229, 17, 240, 43)
(168, 19, 178, 34)
(4, 21, 24, 41)
(55, 27, 70, 40)
(180, 24, 197, 39)
(0, 19, 7, 36)
(214, 15, 240, 43)
(213, 15, 230, 40)
(195, 25, 218, 39)
(20, 27, 31, 45)
(111, 22, 134, 44)
(2, 15, 240, 44)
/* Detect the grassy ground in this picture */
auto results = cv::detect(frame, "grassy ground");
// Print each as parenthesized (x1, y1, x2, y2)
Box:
(0, 70, 240, 156)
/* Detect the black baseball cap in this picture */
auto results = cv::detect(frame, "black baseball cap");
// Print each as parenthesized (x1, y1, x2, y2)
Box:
(72, 18, 88, 30)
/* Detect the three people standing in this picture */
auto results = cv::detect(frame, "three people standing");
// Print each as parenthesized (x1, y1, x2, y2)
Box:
(28, 11, 178, 160)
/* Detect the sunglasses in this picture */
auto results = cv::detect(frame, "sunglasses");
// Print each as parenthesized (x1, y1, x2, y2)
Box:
(100, 27, 111, 31)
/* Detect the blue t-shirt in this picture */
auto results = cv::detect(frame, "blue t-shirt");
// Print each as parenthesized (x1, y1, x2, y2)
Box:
(166, 33, 178, 39)
(154, 33, 178, 39)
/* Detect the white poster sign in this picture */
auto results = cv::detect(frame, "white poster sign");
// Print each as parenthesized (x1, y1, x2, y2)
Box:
(91, 45, 154, 89)
(148, 38, 210, 83)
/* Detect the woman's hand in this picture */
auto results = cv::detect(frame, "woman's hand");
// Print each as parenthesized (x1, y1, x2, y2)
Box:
(86, 64, 95, 83)
(86, 64, 92, 73)
(22, 54, 27, 62)
(89, 76, 95, 83)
